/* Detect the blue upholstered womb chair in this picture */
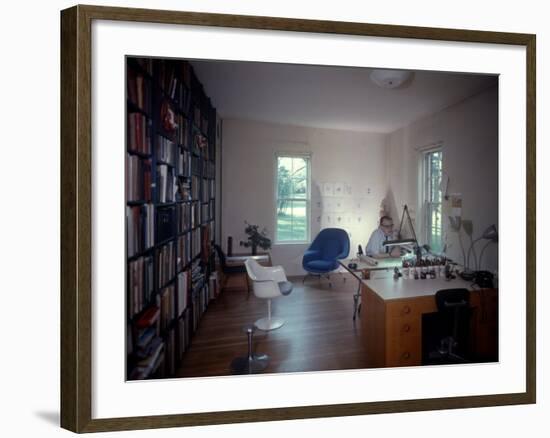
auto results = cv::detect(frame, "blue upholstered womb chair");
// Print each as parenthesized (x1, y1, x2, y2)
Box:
(302, 228, 350, 286)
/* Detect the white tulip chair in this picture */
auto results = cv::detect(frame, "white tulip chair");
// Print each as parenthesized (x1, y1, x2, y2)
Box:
(244, 258, 293, 331)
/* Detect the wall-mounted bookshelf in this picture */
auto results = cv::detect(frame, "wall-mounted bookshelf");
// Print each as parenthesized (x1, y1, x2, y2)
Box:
(126, 57, 218, 380)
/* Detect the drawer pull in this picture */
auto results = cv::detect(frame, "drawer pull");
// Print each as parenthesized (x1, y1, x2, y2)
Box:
(402, 324, 411, 333)
(402, 352, 411, 360)
(402, 306, 411, 315)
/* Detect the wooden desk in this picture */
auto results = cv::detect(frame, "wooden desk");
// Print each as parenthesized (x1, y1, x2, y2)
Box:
(361, 277, 498, 368)
(226, 253, 271, 265)
(339, 257, 404, 321)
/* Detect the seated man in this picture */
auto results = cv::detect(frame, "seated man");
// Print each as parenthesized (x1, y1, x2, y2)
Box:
(366, 215, 401, 258)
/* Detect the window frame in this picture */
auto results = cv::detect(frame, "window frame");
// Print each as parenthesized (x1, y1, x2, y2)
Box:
(420, 146, 444, 253)
(274, 152, 311, 244)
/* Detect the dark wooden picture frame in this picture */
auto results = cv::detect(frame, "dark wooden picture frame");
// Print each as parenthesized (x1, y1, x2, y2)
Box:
(60, 4, 536, 433)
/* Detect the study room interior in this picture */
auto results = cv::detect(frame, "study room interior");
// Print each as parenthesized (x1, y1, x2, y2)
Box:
(126, 57, 499, 380)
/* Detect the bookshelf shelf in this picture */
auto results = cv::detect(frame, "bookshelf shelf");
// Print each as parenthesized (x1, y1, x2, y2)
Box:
(126, 57, 218, 381)
(127, 100, 151, 117)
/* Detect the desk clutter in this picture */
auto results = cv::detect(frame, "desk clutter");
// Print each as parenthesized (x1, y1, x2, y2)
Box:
(394, 256, 451, 280)
(386, 256, 495, 288)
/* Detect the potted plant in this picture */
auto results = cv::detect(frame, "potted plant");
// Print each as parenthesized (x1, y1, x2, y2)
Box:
(239, 221, 272, 255)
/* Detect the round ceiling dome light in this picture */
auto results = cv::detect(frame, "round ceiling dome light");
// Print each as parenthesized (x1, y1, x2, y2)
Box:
(370, 69, 412, 89)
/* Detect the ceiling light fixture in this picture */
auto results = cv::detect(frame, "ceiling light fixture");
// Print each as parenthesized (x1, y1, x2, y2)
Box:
(370, 69, 412, 89)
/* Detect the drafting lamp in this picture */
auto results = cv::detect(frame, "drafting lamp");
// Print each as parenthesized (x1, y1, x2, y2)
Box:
(383, 204, 420, 260)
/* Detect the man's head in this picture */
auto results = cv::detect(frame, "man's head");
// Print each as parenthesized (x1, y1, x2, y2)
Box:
(379, 216, 394, 236)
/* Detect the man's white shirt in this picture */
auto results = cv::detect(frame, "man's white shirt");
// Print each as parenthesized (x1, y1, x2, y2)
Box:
(365, 228, 392, 256)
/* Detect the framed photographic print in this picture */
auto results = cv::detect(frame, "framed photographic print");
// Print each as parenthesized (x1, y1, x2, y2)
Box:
(60, 4, 536, 433)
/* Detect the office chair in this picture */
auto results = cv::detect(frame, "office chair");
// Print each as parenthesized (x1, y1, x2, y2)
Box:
(428, 288, 471, 364)
(302, 228, 350, 287)
(244, 258, 293, 331)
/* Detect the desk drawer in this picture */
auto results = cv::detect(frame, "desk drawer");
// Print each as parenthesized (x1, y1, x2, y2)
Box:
(386, 296, 435, 319)
(386, 316, 422, 367)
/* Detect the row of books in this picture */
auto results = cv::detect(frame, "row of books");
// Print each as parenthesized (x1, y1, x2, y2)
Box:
(129, 335, 165, 380)
(127, 58, 218, 380)
(156, 135, 176, 167)
(177, 115, 189, 148)
(127, 68, 150, 112)
(177, 310, 190, 362)
(127, 204, 154, 257)
(157, 61, 179, 100)
(208, 272, 219, 301)
(177, 270, 189, 315)
(133, 58, 153, 75)
(157, 60, 193, 114)
(128, 113, 152, 155)
(192, 104, 210, 136)
(207, 220, 216, 245)
(128, 255, 154, 318)
(191, 175, 201, 200)
(157, 241, 175, 289)
(203, 160, 216, 178)
(156, 206, 176, 244)
(177, 203, 191, 233)
(159, 284, 176, 332)
(127, 157, 204, 205)
(191, 282, 209, 333)
(130, 307, 191, 380)
(177, 233, 191, 271)
(192, 229, 202, 260)
(191, 153, 215, 177)
(128, 270, 191, 379)
(193, 202, 201, 230)
(201, 202, 214, 223)
(126, 156, 152, 202)
(176, 178, 191, 202)
(193, 132, 208, 156)
(178, 147, 191, 177)
(200, 179, 214, 202)
(165, 329, 177, 377)
(129, 305, 163, 380)
(208, 178, 215, 199)
(157, 164, 177, 204)
(191, 155, 202, 176)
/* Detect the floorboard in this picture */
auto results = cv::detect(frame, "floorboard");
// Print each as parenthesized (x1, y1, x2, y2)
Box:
(175, 274, 368, 378)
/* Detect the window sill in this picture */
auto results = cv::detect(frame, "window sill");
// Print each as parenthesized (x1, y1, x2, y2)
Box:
(274, 241, 310, 246)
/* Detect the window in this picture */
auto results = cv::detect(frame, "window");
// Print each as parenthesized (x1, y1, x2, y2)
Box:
(275, 154, 310, 243)
(423, 149, 443, 252)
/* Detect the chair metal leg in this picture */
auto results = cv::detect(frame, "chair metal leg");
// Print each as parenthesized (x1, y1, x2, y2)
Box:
(255, 299, 284, 331)
(230, 325, 270, 374)
(303, 272, 334, 287)
(339, 271, 347, 283)
(352, 279, 361, 322)
(245, 273, 251, 300)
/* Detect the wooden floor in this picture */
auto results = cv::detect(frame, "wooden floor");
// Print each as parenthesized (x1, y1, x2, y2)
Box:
(175, 273, 368, 378)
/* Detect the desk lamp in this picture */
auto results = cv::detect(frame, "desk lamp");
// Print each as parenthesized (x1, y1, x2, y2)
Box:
(478, 225, 498, 269)
(462, 219, 477, 272)
(448, 216, 466, 269)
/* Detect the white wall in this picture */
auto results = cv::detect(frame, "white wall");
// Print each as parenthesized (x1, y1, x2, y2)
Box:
(386, 85, 499, 272)
(221, 118, 387, 275)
